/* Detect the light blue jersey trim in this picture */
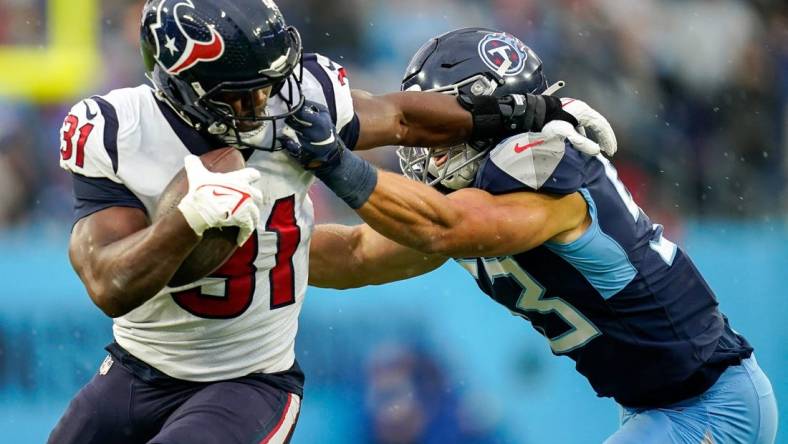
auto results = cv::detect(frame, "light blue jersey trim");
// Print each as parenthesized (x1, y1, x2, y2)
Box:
(545, 188, 637, 300)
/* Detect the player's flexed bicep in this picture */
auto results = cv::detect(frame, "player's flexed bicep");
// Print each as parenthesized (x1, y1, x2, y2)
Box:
(60, 95, 263, 317)
(68, 158, 262, 317)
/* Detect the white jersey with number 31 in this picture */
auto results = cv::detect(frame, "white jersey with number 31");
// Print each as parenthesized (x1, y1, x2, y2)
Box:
(58, 53, 354, 381)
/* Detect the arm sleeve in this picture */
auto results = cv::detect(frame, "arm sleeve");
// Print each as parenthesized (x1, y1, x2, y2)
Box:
(474, 132, 588, 195)
(72, 174, 146, 222)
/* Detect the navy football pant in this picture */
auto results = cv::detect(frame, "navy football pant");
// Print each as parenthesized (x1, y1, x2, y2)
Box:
(48, 351, 301, 444)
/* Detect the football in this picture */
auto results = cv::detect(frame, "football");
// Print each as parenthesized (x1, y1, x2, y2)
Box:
(154, 147, 246, 287)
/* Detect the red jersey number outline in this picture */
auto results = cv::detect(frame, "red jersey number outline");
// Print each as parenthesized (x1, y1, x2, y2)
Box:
(171, 195, 300, 318)
(60, 114, 94, 168)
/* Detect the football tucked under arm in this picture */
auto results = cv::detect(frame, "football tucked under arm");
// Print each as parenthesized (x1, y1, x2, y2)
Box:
(154, 147, 260, 287)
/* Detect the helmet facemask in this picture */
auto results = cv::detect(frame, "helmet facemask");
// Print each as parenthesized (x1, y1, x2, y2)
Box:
(396, 75, 498, 191)
(396, 76, 567, 191)
(196, 64, 306, 151)
(397, 143, 487, 190)
(144, 13, 306, 151)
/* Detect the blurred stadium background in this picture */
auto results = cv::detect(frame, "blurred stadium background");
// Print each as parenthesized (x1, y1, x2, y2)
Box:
(0, 0, 785, 442)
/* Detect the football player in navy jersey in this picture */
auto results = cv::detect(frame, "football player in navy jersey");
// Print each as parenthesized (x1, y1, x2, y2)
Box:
(50, 2, 616, 442)
(284, 28, 779, 443)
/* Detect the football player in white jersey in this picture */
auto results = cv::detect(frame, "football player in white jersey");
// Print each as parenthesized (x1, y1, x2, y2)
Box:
(49, 2, 615, 443)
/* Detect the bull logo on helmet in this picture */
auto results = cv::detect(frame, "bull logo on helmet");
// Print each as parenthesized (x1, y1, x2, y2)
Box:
(477, 32, 528, 77)
(149, 0, 225, 75)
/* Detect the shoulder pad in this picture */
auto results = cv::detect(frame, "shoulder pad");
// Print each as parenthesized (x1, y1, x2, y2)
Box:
(58, 87, 147, 182)
(301, 53, 354, 132)
(59, 97, 118, 181)
(475, 132, 586, 195)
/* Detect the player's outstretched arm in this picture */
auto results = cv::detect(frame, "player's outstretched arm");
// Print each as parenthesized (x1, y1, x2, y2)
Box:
(359, 171, 588, 257)
(281, 103, 589, 258)
(351, 90, 472, 150)
(309, 223, 447, 289)
(350, 89, 614, 155)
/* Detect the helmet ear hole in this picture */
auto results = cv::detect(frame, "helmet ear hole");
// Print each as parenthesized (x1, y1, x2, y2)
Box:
(470, 80, 487, 96)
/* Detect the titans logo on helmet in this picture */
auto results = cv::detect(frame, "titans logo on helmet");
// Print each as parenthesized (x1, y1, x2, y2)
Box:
(477, 32, 528, 77)
(149, 0, 225, 75)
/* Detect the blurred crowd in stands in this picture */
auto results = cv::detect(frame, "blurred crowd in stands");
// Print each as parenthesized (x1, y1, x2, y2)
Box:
(0, 2, 784, 442)
(0, 0, 785, 230)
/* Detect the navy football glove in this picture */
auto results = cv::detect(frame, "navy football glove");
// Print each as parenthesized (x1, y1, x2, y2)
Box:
(280, 101, 344, 170)
(279, 100, 378, 209)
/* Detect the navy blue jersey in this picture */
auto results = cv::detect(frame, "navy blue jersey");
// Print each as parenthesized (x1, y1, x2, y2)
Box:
(459, 133, 752, 407)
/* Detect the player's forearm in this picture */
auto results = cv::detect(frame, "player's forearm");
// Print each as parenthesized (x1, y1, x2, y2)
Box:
(390, 92, 473, 147)
(74, 211, 199, 317)
(308, 224, 366, 288)
(310, 223, 447, 289)
(354, 91, 472, 150)
(357, 171, 465, 256)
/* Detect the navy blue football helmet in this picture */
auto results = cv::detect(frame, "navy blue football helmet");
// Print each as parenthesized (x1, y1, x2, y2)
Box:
(140, 0, 304, 150)
(398, 27, 562, 189)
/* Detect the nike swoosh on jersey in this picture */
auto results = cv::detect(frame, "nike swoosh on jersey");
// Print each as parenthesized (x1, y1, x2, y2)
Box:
(84, 101, 97, 120)
(514, 139, 545, 153)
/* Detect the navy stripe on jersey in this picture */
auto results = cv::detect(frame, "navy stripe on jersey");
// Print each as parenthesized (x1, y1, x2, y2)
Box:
(475, 142, 586, 195)
(302, 53, 338, 124)
(91, 96, 120, 174)
(339, 113, 360, 150)
(72, 174, 146, 223)
(153, 92, 223, 156)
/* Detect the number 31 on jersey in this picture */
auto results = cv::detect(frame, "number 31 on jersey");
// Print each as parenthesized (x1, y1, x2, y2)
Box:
(172, 196, 300, 319)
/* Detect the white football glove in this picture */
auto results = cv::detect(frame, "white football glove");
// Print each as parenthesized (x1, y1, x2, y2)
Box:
(560, 98, 617, 156)
(541, 120, 603, 156)
(177, 155, 263, 246)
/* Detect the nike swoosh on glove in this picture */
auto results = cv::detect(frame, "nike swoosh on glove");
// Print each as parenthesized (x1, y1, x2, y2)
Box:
(278, 100, 379, 210)
(177, 155, 264, 246)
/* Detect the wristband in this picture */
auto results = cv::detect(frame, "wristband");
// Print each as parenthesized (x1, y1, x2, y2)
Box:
(314, 148, 378, 209)
(458, 93, 579, 140)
